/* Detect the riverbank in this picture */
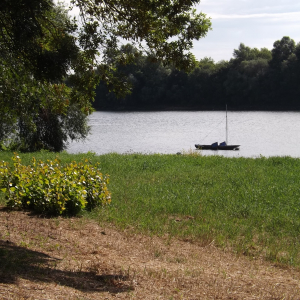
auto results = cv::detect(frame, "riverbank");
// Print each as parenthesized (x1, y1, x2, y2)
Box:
(94, 104, 300, 112)
(1, 151, 300, 269)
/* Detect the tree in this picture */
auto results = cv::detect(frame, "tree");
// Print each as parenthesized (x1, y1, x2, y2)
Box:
(233, 43, 255, 63)
(269, 36, 296, 69)
(0, 0, 211, 151)
(0, 1, 92, 151)
(232, 44, 272, 64)
(0, 0, 79, 82)
(72, 0, 211, 70)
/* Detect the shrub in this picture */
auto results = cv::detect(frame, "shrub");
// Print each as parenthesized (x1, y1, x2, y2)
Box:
(0, 153, 111, 215)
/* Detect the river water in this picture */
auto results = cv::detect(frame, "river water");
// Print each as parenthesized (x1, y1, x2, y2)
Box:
(67, 111, 300, 158)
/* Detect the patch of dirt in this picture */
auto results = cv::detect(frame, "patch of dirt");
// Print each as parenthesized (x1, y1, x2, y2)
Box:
(0, 209, 300, 299)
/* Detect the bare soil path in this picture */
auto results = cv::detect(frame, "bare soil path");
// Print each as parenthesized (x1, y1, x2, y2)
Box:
(1, 209, 300, 299)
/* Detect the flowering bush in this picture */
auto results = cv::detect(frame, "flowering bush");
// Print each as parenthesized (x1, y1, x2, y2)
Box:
(0, 154, 111, 215)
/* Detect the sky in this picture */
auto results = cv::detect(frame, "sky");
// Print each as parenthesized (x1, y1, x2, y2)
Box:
(193, 0, 300, 62)
(60, 0, 300, 63)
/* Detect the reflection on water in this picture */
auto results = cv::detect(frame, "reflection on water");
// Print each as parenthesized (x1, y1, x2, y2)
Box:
(67, 111, 300, 158)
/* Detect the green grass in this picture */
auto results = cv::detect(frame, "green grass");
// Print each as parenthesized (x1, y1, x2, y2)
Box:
(1, 150, 300, 267)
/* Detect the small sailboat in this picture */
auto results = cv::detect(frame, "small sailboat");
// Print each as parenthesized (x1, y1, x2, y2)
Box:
(195, 105, 240, 151)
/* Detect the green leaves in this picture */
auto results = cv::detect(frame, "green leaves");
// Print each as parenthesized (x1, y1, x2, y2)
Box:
(0, 153, 111, 216)
(73, 0, 211, 71)
(0, 0, 212, 150)
(0, 1, 93, 151)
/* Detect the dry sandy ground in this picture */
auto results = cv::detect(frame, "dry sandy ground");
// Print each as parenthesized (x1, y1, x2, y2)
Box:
(0, 209, 300, 300)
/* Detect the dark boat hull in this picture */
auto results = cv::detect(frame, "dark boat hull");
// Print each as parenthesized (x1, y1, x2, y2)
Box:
(195, 144, 240, 151)
(218, 145, 240, 150)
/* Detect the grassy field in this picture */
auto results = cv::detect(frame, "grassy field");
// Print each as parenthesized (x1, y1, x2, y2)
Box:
(1, 150, 300, 268)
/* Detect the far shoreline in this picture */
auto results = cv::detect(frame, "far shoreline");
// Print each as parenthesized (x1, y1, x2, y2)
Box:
(94, 104, 300, 112)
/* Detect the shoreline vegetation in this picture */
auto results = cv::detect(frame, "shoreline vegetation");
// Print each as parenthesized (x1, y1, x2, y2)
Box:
(1, 151, 300, 298)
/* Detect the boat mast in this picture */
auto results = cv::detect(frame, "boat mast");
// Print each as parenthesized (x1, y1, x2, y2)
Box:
(226, 104, 228, 145)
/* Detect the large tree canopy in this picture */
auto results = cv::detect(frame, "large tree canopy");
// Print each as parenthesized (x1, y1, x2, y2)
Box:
(0, 0, 211, 151)
(0, 1, 92, 151)
(72, 0, 211, 69)
(0, 0, 79, 82)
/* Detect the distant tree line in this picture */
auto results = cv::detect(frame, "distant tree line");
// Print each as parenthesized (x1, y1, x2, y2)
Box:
(93, 36, 300, 111)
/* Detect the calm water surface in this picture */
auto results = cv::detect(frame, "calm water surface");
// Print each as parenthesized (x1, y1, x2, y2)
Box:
(67, 111, 300, 158)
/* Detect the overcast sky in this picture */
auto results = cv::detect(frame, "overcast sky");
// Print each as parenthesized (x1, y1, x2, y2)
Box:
(193, 0, 300, 62)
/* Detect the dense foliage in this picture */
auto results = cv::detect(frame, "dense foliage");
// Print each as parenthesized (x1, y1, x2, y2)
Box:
(0, 0, 211, 151)
(94, 36, 300, 111)
(0, 1, 95, 151)
(0, 154, 111, 215)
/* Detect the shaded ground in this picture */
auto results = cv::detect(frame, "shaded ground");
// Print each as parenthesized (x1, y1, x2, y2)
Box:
(0, 209, 300, 299)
